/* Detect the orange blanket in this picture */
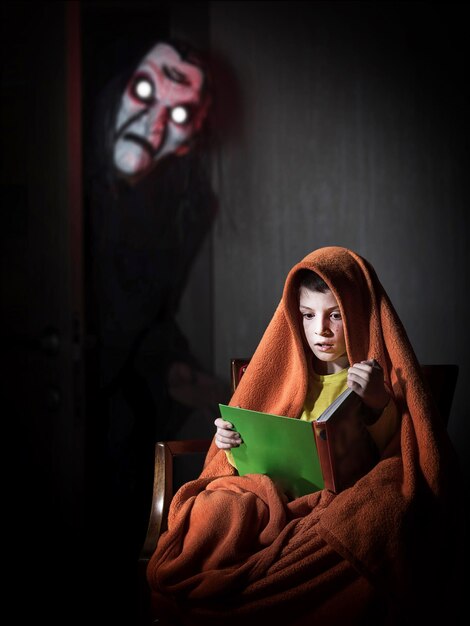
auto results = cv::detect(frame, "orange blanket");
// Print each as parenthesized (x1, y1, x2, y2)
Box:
(147, 246, 465, 625)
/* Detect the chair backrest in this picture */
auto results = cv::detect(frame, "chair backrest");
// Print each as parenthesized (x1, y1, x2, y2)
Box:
(230, 358, 251, 393)
(231, 359, 458, 425)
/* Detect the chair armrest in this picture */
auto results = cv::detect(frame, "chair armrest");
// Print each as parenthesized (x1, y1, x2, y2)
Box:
(139, 438, 212, 564)
(139, 442, 172, 563)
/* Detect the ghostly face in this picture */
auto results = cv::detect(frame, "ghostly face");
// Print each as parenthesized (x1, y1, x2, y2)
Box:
(113, 42, 210, 179)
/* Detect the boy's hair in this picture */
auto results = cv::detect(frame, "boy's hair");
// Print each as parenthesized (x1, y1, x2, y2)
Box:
(297, 269, 330, 293)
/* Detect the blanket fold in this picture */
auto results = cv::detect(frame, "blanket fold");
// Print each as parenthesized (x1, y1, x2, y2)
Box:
(147, 246, 465, 625)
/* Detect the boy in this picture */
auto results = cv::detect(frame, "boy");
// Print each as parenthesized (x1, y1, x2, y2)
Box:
(215, 269, 398, 457)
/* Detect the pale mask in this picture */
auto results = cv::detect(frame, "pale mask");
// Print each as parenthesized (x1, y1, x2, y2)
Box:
(113, 42, 210, 179)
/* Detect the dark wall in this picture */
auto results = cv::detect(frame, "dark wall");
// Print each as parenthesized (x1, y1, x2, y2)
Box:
(209, 1, 469, 479)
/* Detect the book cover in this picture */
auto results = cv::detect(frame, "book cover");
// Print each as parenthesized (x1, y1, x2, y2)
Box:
(219, 404, 324, 499)
(219, 391, 378, 498)
(313, 388, 379, 493)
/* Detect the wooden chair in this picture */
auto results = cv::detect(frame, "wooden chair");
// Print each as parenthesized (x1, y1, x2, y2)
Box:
(137, 360, 458, 622)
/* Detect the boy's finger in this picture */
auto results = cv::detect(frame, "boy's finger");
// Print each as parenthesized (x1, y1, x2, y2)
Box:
(218, 432, 240, 442)
(361, 358, 382, 370)
(348, 369, 369, 385)
(351, 362, 374, 375)
(215, 418, 233, 429)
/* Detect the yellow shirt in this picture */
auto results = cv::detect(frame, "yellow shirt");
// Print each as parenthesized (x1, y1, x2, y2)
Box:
(300, 368, 349, 421)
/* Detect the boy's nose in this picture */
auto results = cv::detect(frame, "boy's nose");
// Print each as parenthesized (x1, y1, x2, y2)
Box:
(315, 318, 331, 335)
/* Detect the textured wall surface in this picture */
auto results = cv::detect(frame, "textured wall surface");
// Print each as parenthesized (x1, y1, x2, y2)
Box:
(205, 1, 469, 476)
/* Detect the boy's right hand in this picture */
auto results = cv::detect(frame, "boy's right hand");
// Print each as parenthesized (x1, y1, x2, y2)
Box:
(214, 418, 242, 449)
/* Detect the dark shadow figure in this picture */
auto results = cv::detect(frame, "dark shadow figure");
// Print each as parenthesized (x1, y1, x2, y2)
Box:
(83, 46, 231, 624)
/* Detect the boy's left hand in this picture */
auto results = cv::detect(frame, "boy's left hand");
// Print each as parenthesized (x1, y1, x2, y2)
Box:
(347, 359, 389, 413)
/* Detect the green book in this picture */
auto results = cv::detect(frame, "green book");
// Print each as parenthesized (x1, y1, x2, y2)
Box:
(219, 403, 324, 499)
(219, 390, 378, 499)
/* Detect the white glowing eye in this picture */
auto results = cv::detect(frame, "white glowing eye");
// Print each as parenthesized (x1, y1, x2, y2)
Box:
(171, 106, 189, 125)
(131, 74, 155, 103)
(135, 78, 153, 100)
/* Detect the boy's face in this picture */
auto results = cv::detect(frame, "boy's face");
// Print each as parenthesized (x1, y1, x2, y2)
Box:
(299, 287, 348, 374)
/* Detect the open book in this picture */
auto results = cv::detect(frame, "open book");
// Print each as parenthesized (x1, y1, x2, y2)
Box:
(219, 388, 379, 499)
